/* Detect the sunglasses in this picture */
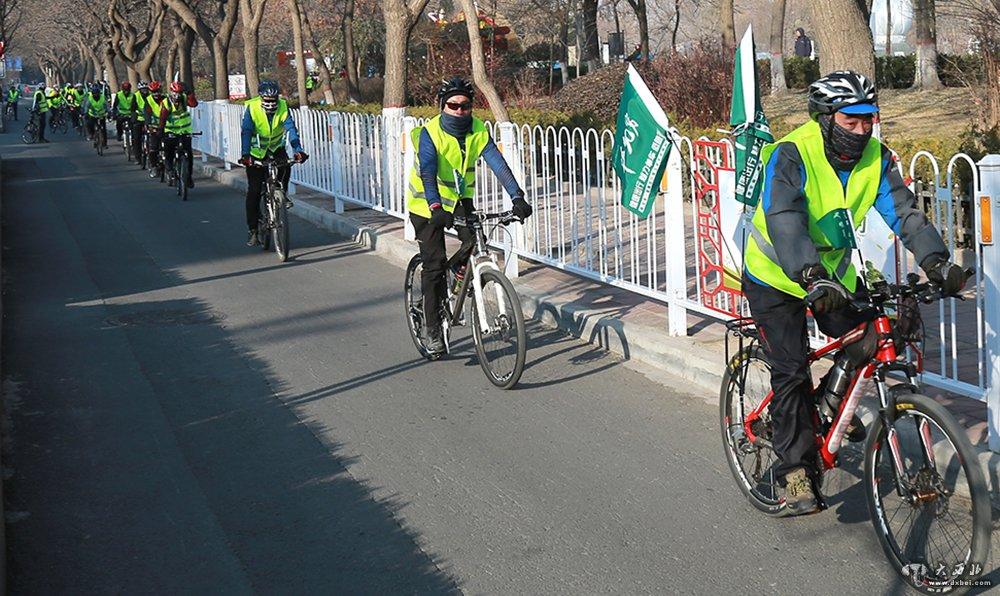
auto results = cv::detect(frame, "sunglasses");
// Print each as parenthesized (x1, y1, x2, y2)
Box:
(445, 101, 472, 112)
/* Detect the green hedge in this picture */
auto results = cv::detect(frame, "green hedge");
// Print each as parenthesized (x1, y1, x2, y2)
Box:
(755, 57, 821, 93)
(757, 53, 982, 93)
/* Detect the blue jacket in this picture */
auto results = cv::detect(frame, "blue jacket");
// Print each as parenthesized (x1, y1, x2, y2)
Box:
(240, 105, 303, 157)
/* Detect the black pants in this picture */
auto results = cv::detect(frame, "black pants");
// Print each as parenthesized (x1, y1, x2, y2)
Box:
(245, 149, 292, 231)
(36, 111, 47, 140)
(162, 135, 193, 185)
(743, 275, 871, 481)
(147, 130, 162, 167)
(85, 116, 107, 145)
(410, 199, 477, 331)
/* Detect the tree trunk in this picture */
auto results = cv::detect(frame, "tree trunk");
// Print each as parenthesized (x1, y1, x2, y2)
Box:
(769, 0, 787, 94)
(298, 0, 336, 104)
(884, 0, 892, 55)
(381, 0, 432, 108)
(810, 0, 875, 77)
(343, 0, 362, 103)
(582, 0, 600, 71)
(671, 0, 681, 51)
(240, 0, 268, 97)
(456, 0, 509, 121)
(175, 16, 195, 89)
(286, 0, 308, 104)
(625, 0, 649, 61)
(912, 0, 942, 89)
(165, 41, 178, 84)
(212, 0, 240, 99)
(559, 20, 569, 84)
(103, 46, 120, 90)
(721, 0, 735, 49)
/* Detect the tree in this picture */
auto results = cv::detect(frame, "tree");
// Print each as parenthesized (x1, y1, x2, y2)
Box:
(624, 0, 650, 61)
(161, 0, 240, 99)
(0, 0, 23, 49)
(239, 0, 268, 96)
(720, 0, 735, 49)
(810, 0, 875, 77)
(456, 0, 509, 121)
(382, 0, 432, 108)
(769, 0, 787, 94)
(286, 0, 308, 103)
(298, 0, 336, 104)
(108, 0, 167, 84)
(170, 12, 196, 89)
(581, 0, 600, 72)
(912, 0, 942, 89)
(342, 0, 362, 102)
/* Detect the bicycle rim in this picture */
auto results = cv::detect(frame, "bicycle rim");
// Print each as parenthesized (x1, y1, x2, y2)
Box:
(471, 269, 526, 389)
(274, 191, 289, 261)
(719, 346, 785, 514)
(179, 159, 189, 201)
(404, 255, 437, 360)
(864, 393, 991, 594)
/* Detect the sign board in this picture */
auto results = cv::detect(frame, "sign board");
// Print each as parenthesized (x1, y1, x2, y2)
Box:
(228, 74, 247, 100)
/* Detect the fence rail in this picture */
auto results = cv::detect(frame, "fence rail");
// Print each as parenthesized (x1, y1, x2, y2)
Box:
(191, 100, 1000, 451)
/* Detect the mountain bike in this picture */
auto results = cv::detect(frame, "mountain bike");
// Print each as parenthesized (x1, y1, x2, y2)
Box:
(50, 109, 68, 135)
(148, 135, 165, 182)
(166, 131, 201, 201)
(249, 155, 300, 262)
(720, 268, 990, 594)
(20, 111, 39, 144)
(136, 122, 148, 170)
(4, 101, 16, 124)
(118, 115, 135, 161)
(404, 210, 527, 389)
(92, 117, 108, 156)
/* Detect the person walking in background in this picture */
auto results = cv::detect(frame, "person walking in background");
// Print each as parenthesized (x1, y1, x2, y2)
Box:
(794, 28, 813, 59)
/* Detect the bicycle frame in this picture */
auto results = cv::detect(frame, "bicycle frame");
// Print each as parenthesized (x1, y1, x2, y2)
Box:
(446, 214, 510, 333)
(741, 313, 925, 473)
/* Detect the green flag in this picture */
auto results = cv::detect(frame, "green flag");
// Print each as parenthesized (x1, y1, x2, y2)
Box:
(730, 25, 773, 207)
(612, 64, 673, 219)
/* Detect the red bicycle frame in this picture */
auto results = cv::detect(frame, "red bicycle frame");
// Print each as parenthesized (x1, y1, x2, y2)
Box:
(741, 314, 917, 470)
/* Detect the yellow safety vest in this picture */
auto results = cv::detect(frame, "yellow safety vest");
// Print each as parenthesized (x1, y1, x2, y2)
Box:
(247, 96, 290, 158)
(406, 115, 490, 219)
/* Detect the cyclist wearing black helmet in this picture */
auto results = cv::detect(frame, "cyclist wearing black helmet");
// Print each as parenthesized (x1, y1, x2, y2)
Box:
(742, 70, 962, 516)
(406, 76, 533, 354)
(238, 80, 308, 247)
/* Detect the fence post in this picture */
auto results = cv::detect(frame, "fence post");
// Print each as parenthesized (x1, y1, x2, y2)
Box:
(978, 154, 1000, 452)
(498, 121, 523, 279)
(401, 115, 417, 241)
(664, 139, 687, 336)
(216, 100, 231, 171)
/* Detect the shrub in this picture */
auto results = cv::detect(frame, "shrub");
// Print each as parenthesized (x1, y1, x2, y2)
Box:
(875, 55, 916, 89)
(783, 56, 821, 89)
(645, 39, 734, 128)
(938, 54, 985, 87)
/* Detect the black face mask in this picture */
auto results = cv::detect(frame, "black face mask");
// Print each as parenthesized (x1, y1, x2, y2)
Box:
(818, 114, 872, 171)
(440, 112, 472, 137)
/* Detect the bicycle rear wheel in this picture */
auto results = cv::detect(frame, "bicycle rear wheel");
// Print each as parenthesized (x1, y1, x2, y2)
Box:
(20, 122, 35, 144)
(470, 268, 526, 389)
(864, 390, 991, 594)
(720, 345, 786, 515)
(273, 189, 289, 261)
(97, 126, 105, 156)
(404, 254, 443, 361)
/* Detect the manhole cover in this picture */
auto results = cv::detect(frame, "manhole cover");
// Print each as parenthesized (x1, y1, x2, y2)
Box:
(104, 309, 225, 327)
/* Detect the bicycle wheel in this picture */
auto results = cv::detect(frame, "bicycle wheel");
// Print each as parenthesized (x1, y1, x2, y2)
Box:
(179, 158, 189, 201)
(864, 390, 991, 594)
(97, 126, 105, 156)
(21, 122, 36, 144)
(270, 189, 288, 261)
(56, 118, 68, 134)
(257, 196, 272, 251)
(404, 254, 442, 361)
(720, 344, 786, 515)
(470, 268, 526, 388)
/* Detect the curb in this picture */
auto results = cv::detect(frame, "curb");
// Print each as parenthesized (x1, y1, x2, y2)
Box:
(193, 159, 1000, 512)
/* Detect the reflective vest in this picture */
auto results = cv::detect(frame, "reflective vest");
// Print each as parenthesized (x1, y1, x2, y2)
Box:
(116, 91, 136, 114)
(743, 120, 883, 298)
(8, 88, 18, 101)
(405, 115, 490, 219)
(148, 96, 165, 121)
(65, 89, 80, 108)
(135, 92, 148, 122)
(163, 100, 192, 134)
(33, 91, 48, 113)
(247, 96, 290, 159)
(86, 94, 108, 118)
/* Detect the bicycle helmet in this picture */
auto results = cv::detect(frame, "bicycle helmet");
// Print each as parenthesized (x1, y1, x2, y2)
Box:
(807, 70, 878, 120)
(437, 76, 474, 109)
(148, 80, 161, 93)
(258, 80, 280, 111)
(168, 81, 184, 103)
(138, 80, 149, 91)
(90, 83, 102, 95)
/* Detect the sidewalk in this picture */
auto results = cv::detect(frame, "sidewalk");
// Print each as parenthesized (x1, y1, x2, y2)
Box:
(194, 156, 999, 510)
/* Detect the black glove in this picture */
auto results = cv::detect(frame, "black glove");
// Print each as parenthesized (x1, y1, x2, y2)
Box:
(294, 151, 309, 164)
(511, 195, 533, 220)
(801, 266, 849, 315)
(429, 205, 453, 229)
(239, 154, 252, 167)
(922, 257, 965, 296)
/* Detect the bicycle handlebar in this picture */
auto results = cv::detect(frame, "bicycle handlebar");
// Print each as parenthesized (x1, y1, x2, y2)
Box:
(828, 267, 976, 312)
(247, 155, 301, 168)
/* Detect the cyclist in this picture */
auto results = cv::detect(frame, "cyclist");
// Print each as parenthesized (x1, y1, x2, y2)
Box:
(742, 70, 964, 516)
(156, 81, 198, 189)
(144, 81, 166, 171)
(134, 81, 151, 166)
(66, 83, 84, 130)
(7, 84, 19, 120)
(30, 83, 49, 142)
(236, 80, 308, 247)
(113, 82, 138, 147)
(81, 83, 109, 149)
(405, 76, 533, 354)
(46, 87, 63, 127)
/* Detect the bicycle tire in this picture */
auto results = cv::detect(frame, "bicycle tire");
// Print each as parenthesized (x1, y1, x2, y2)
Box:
(19, 123, 34, 144)
(719, 344, 786, 516)
(403, 254, 441, 361)
(179, 157, 189, 201)
(864, 390, 991, 594)
(258, 195, 272, 252)
(272, 189, 289, 261)
(470, 268, 526, 389)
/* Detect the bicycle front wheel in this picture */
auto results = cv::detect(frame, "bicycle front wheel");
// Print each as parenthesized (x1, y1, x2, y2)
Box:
(273, 189, 289, 261)
(864, 390, 991, 594)
(470, 268, 526, 389)
(20, 123, 34, 144)
(257, 196, 271, 252)
(179, 158, 189, 201)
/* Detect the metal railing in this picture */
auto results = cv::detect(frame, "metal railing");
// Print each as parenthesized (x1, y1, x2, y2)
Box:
(190, 100, 999, 450)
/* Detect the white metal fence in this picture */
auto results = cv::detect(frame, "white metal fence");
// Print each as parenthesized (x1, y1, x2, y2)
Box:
(191, 100, 1000, 451)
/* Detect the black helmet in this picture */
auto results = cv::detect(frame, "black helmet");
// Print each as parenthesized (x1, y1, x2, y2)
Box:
(437, 76, 474, 109)
(258, 80, 280, 111)
(808, 71, 878, 120)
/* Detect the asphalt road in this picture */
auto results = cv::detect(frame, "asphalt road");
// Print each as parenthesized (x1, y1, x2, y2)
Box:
(1, 129, 996, 594)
